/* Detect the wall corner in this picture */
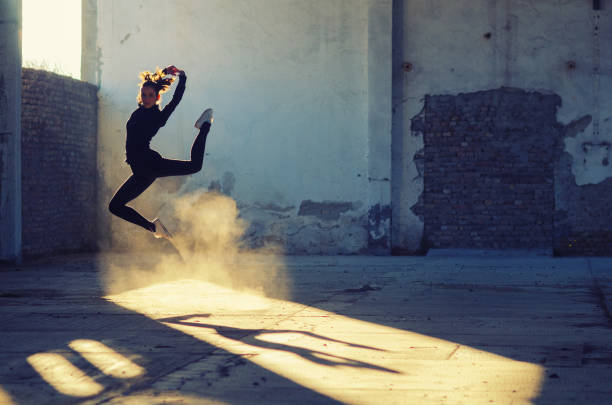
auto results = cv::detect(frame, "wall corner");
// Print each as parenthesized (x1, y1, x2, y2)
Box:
(367, 0, 393, 253)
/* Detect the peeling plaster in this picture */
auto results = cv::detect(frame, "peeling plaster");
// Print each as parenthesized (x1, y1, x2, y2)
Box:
(253, 202, 294, 213)
(367, 204, 391, 250)
(412, 147, 424, 181)
(95, 1, 380, 254)
(240, 203, 367, 254)
(564, 115, 612, 185)
(391, 97, 425, 252)
(298, 200, 355, 221)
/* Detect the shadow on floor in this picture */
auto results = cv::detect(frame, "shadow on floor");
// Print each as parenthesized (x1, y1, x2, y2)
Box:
(0, 263, 344, 404)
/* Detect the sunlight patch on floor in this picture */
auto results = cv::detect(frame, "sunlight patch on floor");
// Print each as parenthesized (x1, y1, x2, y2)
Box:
(0, 387, 16, 405)
(106, 279, 545, 404)
(68, 339, 145, 379)
(26, 353, 104, 397)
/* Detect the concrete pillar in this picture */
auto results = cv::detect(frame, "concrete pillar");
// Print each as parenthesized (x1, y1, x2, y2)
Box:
(81, 0, 98, 85)
(366, 0, 393, 253)
(0, 0, 22, 263)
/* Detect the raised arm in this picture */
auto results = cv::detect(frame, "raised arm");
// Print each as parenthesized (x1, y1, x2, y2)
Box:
(159, 68, 186, 127)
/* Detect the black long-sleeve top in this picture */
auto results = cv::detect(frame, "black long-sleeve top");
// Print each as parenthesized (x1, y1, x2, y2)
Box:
(125, 74, 186, 165)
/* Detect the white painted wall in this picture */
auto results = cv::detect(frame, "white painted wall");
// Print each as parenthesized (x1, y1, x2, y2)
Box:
(392, 0, 612, 252)
(93, 0, 392, 253)
(90, 0, 611, 254)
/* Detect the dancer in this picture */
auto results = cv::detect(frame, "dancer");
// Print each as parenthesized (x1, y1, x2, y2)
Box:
(109, 65, 213, 239)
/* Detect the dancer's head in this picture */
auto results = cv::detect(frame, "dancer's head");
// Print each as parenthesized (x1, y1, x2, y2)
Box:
(137, 68, 175, 108)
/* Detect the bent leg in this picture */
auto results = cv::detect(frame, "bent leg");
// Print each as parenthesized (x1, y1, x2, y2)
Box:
(108, 175, 156, 231)
(153, 123, 211, 178)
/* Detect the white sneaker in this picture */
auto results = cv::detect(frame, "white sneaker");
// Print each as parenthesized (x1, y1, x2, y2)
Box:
(195, 108, 214, 129)
(152, 218, 173, 239)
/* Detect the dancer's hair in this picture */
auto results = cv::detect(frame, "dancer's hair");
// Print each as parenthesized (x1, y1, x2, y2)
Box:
(137, 67, 175, 105)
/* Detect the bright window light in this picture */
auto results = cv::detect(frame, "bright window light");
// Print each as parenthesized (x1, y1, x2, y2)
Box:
(22, 0, 81, 79)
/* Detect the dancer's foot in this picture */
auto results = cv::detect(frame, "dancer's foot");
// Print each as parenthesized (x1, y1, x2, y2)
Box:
(152, 218, 173, 239)
(195, 108, 214, 129)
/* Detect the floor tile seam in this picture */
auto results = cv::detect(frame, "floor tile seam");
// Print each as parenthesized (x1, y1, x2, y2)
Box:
(445, 344, 461, 360)
(190, 386, 604, 393)
(82, 353, 216, 405)
(0, 350, 219, 356)
(174, 388, 612, 393)
(1, 311, 601, 317)
(3, 322, 602, 330)
(214, 292, 364, 351)
(248, 301, 317, 331)
(424, 282, 593, 286)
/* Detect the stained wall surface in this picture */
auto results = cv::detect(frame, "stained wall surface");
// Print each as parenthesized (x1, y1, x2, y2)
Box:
(88, 0, 611, 255)
(393, 0, 612, 255)
(89, 0, 391, 254)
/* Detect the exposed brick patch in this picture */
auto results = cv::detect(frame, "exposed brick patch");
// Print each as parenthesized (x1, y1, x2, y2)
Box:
(422, 88, 561, 250)
(21, 69, 98, 257)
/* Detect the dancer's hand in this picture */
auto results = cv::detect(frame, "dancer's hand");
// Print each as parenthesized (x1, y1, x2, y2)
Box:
(163, 65, 182, 76)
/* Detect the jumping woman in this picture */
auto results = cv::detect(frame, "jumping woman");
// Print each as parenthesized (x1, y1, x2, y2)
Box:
(109, 65, 213, 239)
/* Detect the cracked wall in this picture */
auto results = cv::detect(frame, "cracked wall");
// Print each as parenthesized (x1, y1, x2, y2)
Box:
(409, 87, 612, 255)
(564, 117, 612, 185)
(92, 1, 390, 254)
(90, 0, 612, 255)
(555, 116, 612, 255)
(239, 200, 369, 255)
(392, 0, 612, 254)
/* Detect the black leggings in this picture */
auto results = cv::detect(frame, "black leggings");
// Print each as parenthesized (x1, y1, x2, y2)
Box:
(108, 123, 210, 231)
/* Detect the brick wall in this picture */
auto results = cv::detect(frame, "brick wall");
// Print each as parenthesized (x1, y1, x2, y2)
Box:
(419, 88, 560, 250)
(413, 87, 612, 255)
(21, 69, 98, 257)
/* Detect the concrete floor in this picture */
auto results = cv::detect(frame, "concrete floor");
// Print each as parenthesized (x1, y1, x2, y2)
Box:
(0, 253, 611, 404)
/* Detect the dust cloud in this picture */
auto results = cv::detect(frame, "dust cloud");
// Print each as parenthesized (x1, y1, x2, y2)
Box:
(100, 191, 290, 300)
